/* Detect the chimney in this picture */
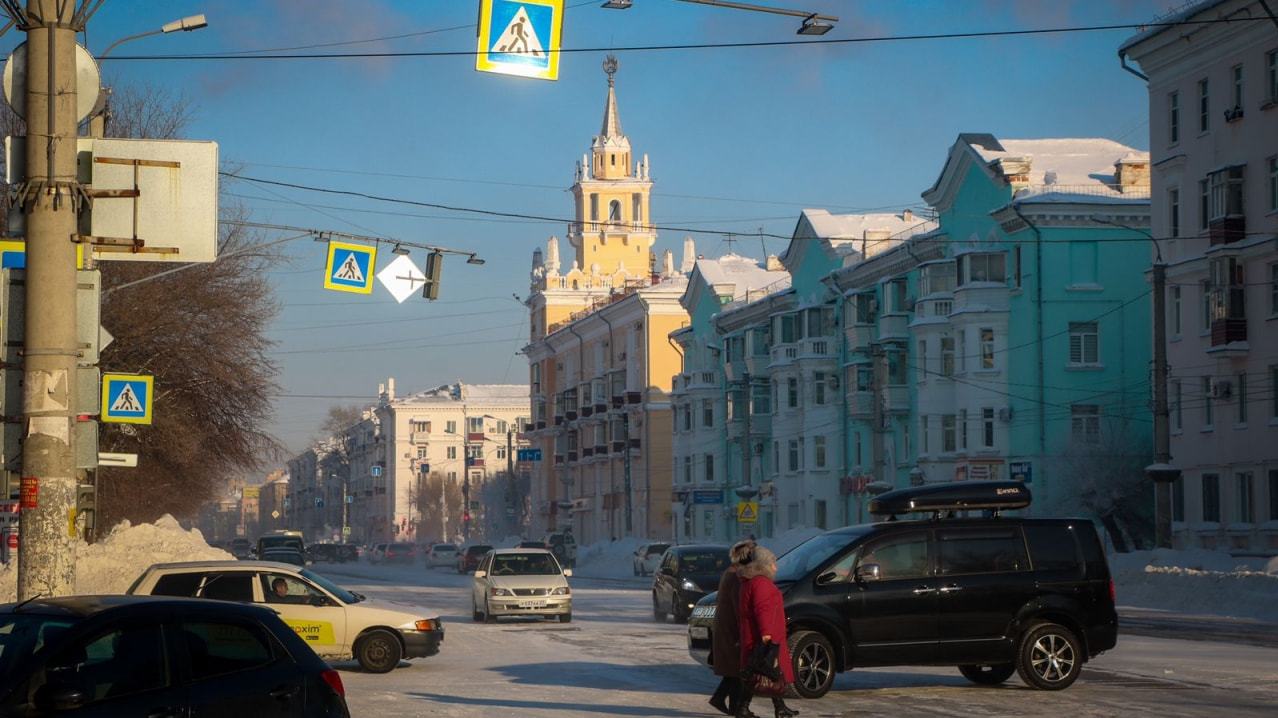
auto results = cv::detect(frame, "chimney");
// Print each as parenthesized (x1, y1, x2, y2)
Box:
(1114, 155, 1150, 193)
(902, 209, 913, 222)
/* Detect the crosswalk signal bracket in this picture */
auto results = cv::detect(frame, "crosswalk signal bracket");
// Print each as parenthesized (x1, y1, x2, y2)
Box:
(422, 252, 443, 301)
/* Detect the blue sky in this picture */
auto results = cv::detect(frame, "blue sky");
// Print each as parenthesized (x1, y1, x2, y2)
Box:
(23, 0, 1172, 460)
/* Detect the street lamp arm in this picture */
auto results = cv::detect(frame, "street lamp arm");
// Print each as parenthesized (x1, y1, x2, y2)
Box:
(98, 14, 208, 60)
(676, 0, 836, 22)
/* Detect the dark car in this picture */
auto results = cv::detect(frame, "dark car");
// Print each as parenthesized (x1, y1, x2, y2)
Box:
(685, 481, 1118, 698)
(652, 544, 731, 624)
(229, 537, 253, 560)
(306, 543, 340, 563)
(457, 544, 494, 573)
(383, 542, 417, 565)
(260, 547, 308, 568)
(336, 544, 359, 563)
(0, 594, 349, 717)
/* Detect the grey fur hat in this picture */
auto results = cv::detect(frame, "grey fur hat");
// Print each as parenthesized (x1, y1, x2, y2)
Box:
(730, 540, 756, 566)
(738, 544, 777, 580)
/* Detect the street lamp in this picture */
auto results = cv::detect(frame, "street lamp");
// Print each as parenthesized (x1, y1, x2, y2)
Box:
(1091, 214, 1179, 548)
(89, 14, 210, 137)
(602, 0, 837, 35)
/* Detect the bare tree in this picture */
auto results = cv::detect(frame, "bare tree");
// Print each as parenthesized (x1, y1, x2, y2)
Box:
(1046, 422, 1155, 553)
(415, 472, 463, 544)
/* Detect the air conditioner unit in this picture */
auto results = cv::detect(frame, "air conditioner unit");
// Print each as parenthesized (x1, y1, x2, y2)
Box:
(1210, 379, 1232, 399)
(998, 407, 1014, 422)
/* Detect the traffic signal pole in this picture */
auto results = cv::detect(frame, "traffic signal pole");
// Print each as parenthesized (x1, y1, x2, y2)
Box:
(17, 0, 82, 599)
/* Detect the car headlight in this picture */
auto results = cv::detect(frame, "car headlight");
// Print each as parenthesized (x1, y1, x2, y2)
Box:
(550, 586, 571, 596)
(681, 579, 702, 592)
(490, 587, 514, 596)
(413, 618, 442, 632)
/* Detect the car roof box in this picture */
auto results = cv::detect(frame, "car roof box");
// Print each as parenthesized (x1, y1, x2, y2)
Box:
(868, 480, 1031, 519)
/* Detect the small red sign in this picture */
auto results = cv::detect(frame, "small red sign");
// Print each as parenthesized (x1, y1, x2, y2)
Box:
(5, 533, 15, 550)
(19, 477, 37, 509)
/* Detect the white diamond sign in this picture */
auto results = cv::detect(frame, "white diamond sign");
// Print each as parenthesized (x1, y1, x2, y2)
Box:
(377, 254, 427, 303)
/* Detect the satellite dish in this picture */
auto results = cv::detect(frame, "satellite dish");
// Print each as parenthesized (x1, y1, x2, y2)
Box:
(3, 41, 102, 124)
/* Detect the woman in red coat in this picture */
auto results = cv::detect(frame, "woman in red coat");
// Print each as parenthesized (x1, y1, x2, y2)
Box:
(736, 545, 799, 718)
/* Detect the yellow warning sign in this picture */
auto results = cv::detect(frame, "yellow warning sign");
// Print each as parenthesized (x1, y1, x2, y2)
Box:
(737, 502, 758, 523)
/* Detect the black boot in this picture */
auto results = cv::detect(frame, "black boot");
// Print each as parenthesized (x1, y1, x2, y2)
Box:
(771, 697, 799, 718)
(735, 694, 760, 718)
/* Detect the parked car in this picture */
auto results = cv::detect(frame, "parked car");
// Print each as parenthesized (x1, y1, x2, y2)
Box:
(457, 544, 494, 573)
(306, 543, 342, 563)
(425, 543, 458, 568)
(541, 531, 577, 567)
(633, 542, 670, 576)
(685, 481, 1118, 698)
(260, 547, 308, 568)
(337, 544, 359, 563)
(472, 548, 572, 623)
(382, 542, 417, 565)
(256, 530, 305, 558)
(369, 542, 389, 564)
(127, 560, 445, 673)
(0, 594, 350, 716)
(651, 544, 731, 624)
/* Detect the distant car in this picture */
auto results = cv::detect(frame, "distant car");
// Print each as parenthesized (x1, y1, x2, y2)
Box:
(260, 547, 308, 568)
(426, 543, 458, 568)
(0, 594, 350, 716)
(633, 542, 670, 576)
(127, 560, 445, 674)
(256, 531, 305, 558)
(541, 531, 577, 568)
(457, 545, 494, 573)
(369, 542, 389, 564)
(383, 542, 417, 565)
(472, 548, 572, 623)
(337, 544, 359, 563)
(307, 543, 341, 563)
(652, 544, 731, 624)
(228, 537, 253, 560)
(515, 540, 547, 550)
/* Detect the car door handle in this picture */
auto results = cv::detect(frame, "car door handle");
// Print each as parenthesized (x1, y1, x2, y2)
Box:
(938, 584, 962, 594)
(911, 586, 935, 595)
(270, 685, 301, 700)
(144, 707, 182, 718)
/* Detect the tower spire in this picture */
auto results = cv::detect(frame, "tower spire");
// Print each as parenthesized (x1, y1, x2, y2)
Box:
(600, 54, 623, 139)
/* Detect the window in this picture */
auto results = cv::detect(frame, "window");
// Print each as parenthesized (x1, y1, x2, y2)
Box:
(1270, 157, 1278, 213)
(1208, 165, 1245, 220)
(919, 261, 956, 295)
(184, 621, 274, 679)
(1231, 64, 1244, 111)
(1071, 404, 1100, 444)
(887, 347, 909, 385)
(980, 329, 995, 369)
(1172, 379, 1183, 431)
(787, 440, 800, 471)
(941, 414, 957, 453)
(1200, 279, 1212, 332)
(859, 531, 930, 580)
(787, 377, 799, 409)
(1198, 78, 1209, 133)
(1203, 376, 1214, 426)
(1172, 285, 1182, 336)
(917, 340, 928, 380)
(1272, 365, 1278, 420)
(1169, 187, 1180, 238)
(937, 528, 1028, 575)
(445, 421, 457, 434)
(1270, 50, 1278, 104)
(632, 193, 642, 222)
(608, 199, 621, 221)
(704, 453, 714, 483)
(1173, 476, 1185, 522)
(959, 409, 968, 450)
(682, 404, 692, 431)
(982, 407, 996, 448)
(1199, 179, 1210, 231)
(921, 415, 930, 454)
(750, 326, 770, 355)
(814, 371, 828, 405)
(1270, 470, 1278, 521)
(1238, 372, 1248, 423)
(1208, 257, 1246, 322)
(751, 382, 771, 415)
(958, 252, 1006, 285)
(1169, 90, 1179, 143)
(446, 446, 457, 459)
(777, 314, 798, 344)
(702, 400, 713, 428)
(590, 194, 598, 221)
(1202, 473, 1221, 522)
(1236, 471, 1254, 523)
(683, 455, 692, 484)
(940, 337, 955, 376)
(416, 446, 427, 459)
(957, 330, 966, 372)
(1069, 322, 1099, 364)
(853, 293, 876, 324)
(814, 435, 827, 468)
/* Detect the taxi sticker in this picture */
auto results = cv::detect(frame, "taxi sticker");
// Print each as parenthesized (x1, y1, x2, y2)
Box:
(284, 620, 335, 644)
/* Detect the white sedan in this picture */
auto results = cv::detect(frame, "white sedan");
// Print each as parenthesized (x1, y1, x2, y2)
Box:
(472, 548, 572, 623)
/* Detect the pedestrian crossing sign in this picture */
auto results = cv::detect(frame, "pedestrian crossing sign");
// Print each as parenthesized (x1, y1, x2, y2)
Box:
(324, 241, 376, 294)
(476, 0, 564, 81)
(102, 374, 153, 425)
(737, 502, 758, 524)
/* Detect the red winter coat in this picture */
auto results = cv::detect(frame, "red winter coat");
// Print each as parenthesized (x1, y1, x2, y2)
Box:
(737, 573, 794, 685)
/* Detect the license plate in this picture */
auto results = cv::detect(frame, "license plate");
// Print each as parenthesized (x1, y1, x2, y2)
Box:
(689, 626, 709, 639)
(517, 600, 547, 608)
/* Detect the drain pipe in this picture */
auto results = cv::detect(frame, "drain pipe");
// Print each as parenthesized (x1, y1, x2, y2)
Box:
(1009, 204, 1047, 510)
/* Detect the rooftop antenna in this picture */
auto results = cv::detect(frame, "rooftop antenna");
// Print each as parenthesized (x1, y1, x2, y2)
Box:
(723, 233, 738, 255)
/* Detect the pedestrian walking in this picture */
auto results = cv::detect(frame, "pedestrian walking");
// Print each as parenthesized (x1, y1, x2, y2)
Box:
(708, 540, 756, 715)
(736, 545, 799, 718)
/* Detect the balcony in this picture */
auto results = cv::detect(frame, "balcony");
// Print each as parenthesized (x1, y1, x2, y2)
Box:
(1210, 318, 1247, 346)
(567, 450, 578, 463)
(594, 400, 608, 413)
(611, 440, 626, 453)
(553, 454, 565, 465)
(554, 416, 565, 426)
(798, 338, 832, 357)
(770, 344, 798, 366)
(1209, 216, 1245, 246)
(535, 420, 546, 431)
(628, 437, 642, 451)
(626, 391, 642, 405)
(581, 406, 593, 417)
(582, 447, 594, 458)
(467, 432, 485, 442)
(523, 423, 535, 433)
(566, 410, 578, 421)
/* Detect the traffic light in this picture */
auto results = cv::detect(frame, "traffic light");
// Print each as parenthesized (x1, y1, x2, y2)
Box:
(462, 511, 470, 523)
(422, 252, 442, 300)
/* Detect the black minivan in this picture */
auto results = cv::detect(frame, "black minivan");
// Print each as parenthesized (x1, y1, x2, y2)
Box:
(686, 481, 1117, 698)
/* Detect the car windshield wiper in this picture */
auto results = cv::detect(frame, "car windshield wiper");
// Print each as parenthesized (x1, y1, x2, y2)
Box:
(350, 591, 366, 602)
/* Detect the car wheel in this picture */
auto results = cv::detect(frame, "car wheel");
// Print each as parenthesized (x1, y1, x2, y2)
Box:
(633, 563, 639, 576)
(472, 600, 483, 622)
(651, 593, 666, 622)
(1015, 622, 1082, 690)
(959, 663, 1016, 685)
(484, 598, 496, 624)
(672, 598, 690, 624)
(788, 630, 835, 699)
(559, 612, 572, 623)
(354, 629, 402, 674)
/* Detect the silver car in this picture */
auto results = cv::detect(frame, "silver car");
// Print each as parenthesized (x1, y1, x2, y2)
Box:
(471, 548, 572, 623)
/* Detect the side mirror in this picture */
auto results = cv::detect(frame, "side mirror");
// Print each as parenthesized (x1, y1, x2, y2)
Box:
(660, 566, 673, 576)
(854, 563, 881, 582)
(475, 570, 487, 578)
(563, 568, 573, 578)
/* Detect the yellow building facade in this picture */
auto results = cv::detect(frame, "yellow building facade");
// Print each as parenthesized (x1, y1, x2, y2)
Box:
(522, 56, 691, 544)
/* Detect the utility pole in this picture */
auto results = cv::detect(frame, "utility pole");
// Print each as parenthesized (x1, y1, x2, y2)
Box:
(1146, 261, 1180, 548)
(17, 0, 82, 600)
(870, 343, 886, 486)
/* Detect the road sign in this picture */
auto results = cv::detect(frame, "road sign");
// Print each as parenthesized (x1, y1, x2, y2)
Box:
(476, 0, 564, 81)
(324, 241, 376, 294)
(371, 465, 383, 477)
(737, 502, 758, 523)
(314, 497, 324, 508)
(376, 254, 426, 303)
(517, 448, 542, 462)
(101, 374, 153, 424)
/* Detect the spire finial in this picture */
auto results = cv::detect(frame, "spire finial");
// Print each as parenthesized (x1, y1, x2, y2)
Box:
(604, 54, 619, 86)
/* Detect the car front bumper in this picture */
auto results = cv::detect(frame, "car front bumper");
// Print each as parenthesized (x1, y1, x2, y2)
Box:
(399, 625, 445, 658)
(488, 596, 572, 618)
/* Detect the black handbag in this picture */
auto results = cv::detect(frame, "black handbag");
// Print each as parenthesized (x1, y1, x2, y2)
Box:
(746, 641, 781, 681)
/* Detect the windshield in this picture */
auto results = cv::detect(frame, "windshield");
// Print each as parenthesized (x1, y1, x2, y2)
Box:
(299, 568, 359, 604)
(0, 615, 77, 676)
(490, 553, 561, 575)
(775, 528, 870, 582)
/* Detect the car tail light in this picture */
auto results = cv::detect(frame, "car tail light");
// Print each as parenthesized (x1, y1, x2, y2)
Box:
(321, 669, 346, 697)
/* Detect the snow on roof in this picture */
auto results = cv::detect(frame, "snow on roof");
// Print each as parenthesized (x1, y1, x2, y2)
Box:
(693, 253, 789, 300)
(972, 138, 1148, 187)
(400, 382, 529, 403)
(801, 208, 936, 243)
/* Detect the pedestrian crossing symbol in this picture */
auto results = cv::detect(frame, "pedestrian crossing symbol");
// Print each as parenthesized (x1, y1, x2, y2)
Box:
(324, 241, 376, 294)
(476, 0, 563, 81)
(102, 374, 153, 425)
(737, 501, 758, 524)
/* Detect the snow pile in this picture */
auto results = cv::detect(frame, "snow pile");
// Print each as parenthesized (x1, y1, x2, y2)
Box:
(0, 515, 232, 602)
(1, 519, 1276, 624)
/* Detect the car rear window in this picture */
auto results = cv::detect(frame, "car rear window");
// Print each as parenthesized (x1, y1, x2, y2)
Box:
(198, 573, 255, 602)
(150, 572, 204, 597)
(1024, 524, 1084, 575)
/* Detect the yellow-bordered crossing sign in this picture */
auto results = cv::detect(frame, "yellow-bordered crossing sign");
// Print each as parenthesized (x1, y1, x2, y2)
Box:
(102, 374, 153, 424)
(476, 0, 564, 81)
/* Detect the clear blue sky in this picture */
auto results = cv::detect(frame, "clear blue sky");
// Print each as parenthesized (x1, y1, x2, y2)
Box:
(21, 0, 1170, 460)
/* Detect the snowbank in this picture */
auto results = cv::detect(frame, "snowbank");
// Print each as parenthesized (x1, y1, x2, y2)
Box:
(1, 519, 1275, 623)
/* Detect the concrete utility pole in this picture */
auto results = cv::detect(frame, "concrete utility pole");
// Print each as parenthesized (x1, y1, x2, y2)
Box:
(17, 0, 81, 599)
(1147, 261, 1180, 548)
